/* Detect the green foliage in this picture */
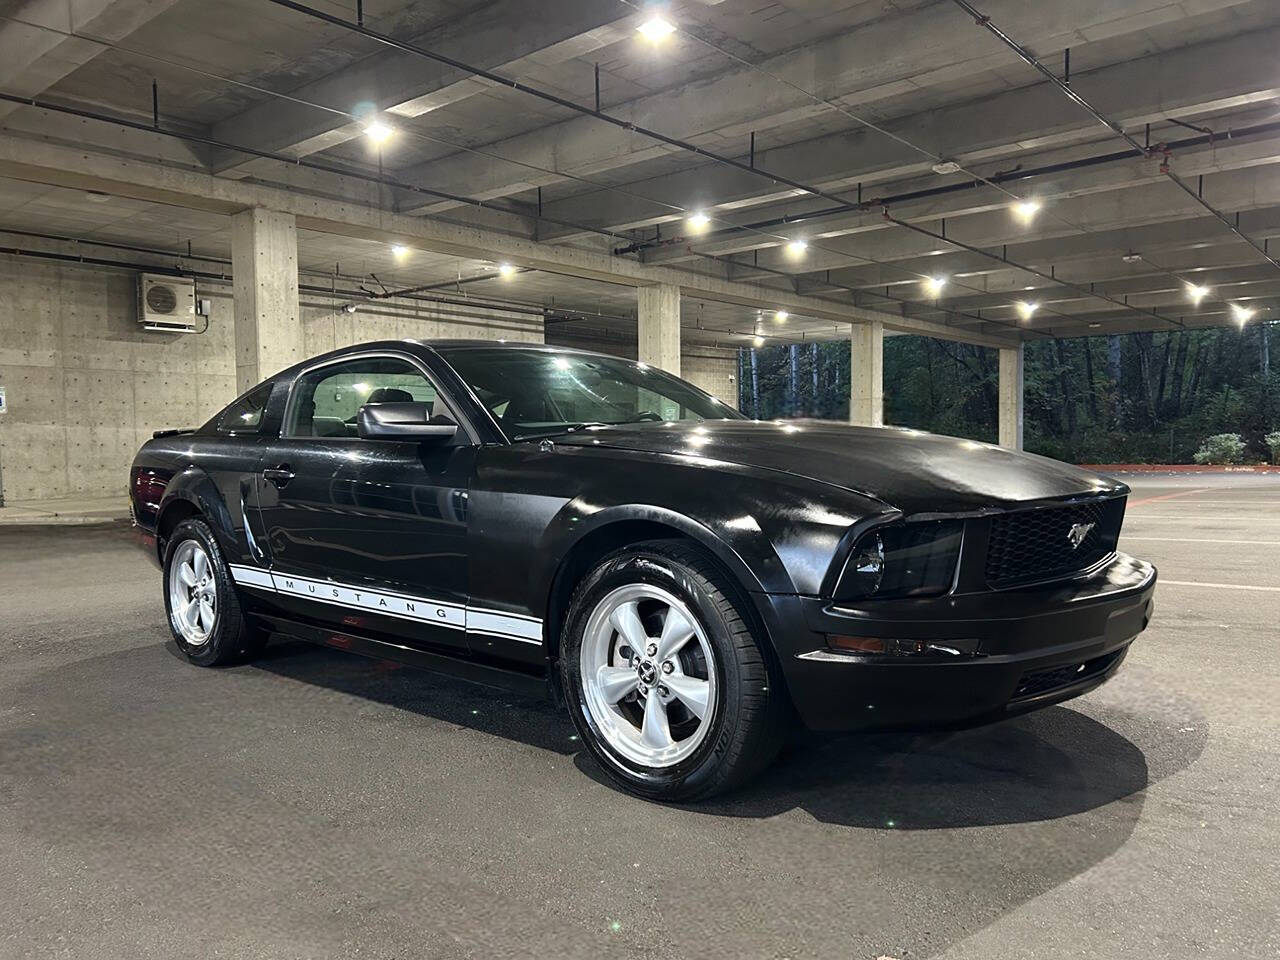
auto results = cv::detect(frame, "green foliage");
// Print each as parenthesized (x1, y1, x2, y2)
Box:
(737, 322, 1278, 464)
(1192, 433, 1247, 465)
(1266, 430, 1280, 464)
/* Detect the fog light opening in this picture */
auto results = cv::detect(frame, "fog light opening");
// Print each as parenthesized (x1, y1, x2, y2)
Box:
(826, 635, 980, 657)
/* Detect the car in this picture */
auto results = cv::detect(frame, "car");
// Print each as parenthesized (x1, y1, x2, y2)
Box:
(129, 339, 1156, 801)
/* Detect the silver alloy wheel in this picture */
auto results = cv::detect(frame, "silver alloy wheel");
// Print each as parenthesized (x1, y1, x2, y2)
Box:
(580, 583, 717, 769)
(168, 539, 216, 646)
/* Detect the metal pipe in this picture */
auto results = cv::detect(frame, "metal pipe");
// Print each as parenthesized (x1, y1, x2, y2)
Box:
(882, 213, 1184, 330)
(618, 119, 1280, 255)
(0, 91, 628, 245)
(261, 0, 868, 213)
(951, 0, 1280, 278)
(950, 0, 1148, 156)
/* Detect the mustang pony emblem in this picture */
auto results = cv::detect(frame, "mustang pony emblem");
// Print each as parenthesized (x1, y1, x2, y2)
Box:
(1067, 521, 1096, 550)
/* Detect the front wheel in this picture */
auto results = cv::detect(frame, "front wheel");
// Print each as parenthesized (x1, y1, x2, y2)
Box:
(560, 541, 788, 801)
(163, 517, 266, 666)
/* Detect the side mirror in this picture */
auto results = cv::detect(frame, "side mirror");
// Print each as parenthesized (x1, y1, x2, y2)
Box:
(357, 402, 458, 442)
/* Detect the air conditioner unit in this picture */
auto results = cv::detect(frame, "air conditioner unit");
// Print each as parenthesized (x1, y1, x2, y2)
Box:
(138, 274, 197, 332)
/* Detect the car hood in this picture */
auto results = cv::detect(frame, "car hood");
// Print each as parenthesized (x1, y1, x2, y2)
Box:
(552, 420, 1125, 516)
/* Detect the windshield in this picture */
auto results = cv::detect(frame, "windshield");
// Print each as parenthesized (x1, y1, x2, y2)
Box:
(436, 346, 744, 440)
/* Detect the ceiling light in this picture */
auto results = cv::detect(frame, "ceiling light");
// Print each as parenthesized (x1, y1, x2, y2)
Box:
(1088, 322, 1102, 329)
(1231, 303, 1255, 324)
(1122, 252, 1143, 264)
(931, 160, 961, 175)
(497, 263, 517, 278)
(1012, 200, 1041, 221)
(1186, 283, 1210, 304)
(775, 310, 788, 322)
(637, 16, 676, 40)
(785, 239, 808, 257)
(1015, 300, 1039, 320)
(924, 276, 947, 296)
(364, 120, 394, 145)
(391, 244, 410, 259)
(687, 211, 711, 231)
(752, 334, 765, 347)
(84, 191, 112, 203)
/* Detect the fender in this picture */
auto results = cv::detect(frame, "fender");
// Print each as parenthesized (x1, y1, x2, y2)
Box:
(155, 466, 238, 560)
(528, 499, 779, 618)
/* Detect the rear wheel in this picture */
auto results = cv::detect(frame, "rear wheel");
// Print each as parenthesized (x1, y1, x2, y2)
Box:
(163, 517, 266, 666)
(560, 540, 788, 801)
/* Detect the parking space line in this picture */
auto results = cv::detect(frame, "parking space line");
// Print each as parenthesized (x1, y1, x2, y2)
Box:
(1122, 515, 1280, 521)
(1159, 580, 1280, 592)
(1126, 488, 1210, 507)
(1124, 537, 1280, 544)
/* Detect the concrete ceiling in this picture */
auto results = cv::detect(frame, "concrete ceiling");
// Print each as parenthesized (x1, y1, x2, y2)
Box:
(1, 0, 1278, 346)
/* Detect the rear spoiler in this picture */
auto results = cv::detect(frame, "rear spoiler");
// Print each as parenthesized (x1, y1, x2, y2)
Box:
(152, 428, 195, 439)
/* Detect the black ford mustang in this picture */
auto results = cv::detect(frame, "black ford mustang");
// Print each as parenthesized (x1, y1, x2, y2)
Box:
(130, 339, 1156, 800)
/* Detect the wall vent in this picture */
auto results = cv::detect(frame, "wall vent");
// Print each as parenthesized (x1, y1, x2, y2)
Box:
(138, 274, 197, 332)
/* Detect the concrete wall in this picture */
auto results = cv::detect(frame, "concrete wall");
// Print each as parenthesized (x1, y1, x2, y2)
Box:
(0, 258, 543, 503)
(546, 329, 740, 406)
(0, 256, 237, 502)
(301, 295, 543, 355)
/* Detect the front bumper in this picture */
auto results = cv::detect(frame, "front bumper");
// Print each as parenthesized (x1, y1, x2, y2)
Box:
(757, 552, 1156, 732)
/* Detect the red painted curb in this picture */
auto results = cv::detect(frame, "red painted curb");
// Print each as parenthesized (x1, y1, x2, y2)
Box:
(1081, 463, 1280, 473)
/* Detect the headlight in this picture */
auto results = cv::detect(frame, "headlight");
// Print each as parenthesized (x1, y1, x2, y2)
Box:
(835, 519, 964, 601)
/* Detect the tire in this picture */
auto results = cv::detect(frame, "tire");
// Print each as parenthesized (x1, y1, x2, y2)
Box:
(162, 517, 267, 667)
(560, 540, 788, 801)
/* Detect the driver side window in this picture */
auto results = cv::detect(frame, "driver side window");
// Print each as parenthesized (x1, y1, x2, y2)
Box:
(285, 356, 445, 439)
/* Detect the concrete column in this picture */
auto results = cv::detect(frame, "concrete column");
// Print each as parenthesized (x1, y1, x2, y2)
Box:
(998, 344, 1025, 450)
(849, 320, 884, 427)
(637, 283, 681, 376)
(232, 207, 302, 391)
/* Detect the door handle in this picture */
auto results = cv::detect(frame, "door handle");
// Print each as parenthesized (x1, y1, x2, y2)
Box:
(263, 464, 295, 487)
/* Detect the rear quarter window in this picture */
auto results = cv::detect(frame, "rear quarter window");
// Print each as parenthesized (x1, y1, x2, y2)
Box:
(216, 383, 273, 435)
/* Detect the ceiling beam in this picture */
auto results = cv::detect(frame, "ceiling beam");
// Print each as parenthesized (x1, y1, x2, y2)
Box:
(392, 0, 1254, 218)
(0, 0, 179, 120)
(0, 132, 1018, 349)
(537, 26, 1280, 241)
(640, 130, 1280, 267)
(211, 0, 629, 178)
(689, 165, 1280, 280)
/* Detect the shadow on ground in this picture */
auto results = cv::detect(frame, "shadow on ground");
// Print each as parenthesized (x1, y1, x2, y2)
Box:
(250, 638, 1202, 830)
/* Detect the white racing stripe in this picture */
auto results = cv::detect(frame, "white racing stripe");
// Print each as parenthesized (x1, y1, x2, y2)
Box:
(227, 564, 542, 643)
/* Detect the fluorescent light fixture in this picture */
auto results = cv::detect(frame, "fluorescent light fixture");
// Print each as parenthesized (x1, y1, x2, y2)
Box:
(1015, 300, 1039, 320)
(1186, 283, 1210, 304)
(775, 310, 789, 322)
(1012, 200, 1041, 221)
(924, 276, 947, 296)
(752, 334, 765, 347)
(637, 15, 676, 40)
(497, 263, 517, 277)
(1231, 303, 1255, 324)
(391, 244, 410, 259)
(686, 211, 711, 231)
(931, 160, 961, 175)
(785, 239, 808, 257)
(364, 120, 394, 145)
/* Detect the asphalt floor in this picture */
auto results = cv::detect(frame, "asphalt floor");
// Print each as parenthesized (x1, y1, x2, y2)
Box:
(1, 472, 1277, 959)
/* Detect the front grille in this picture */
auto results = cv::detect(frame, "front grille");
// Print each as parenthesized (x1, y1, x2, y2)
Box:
(1012, 649, 1125, 701)
(985, 497, 1124, 589)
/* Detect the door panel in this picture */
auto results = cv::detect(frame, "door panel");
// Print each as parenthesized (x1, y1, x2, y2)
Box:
(256, 437, 474, 652)
(253, 354, 474, 653)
